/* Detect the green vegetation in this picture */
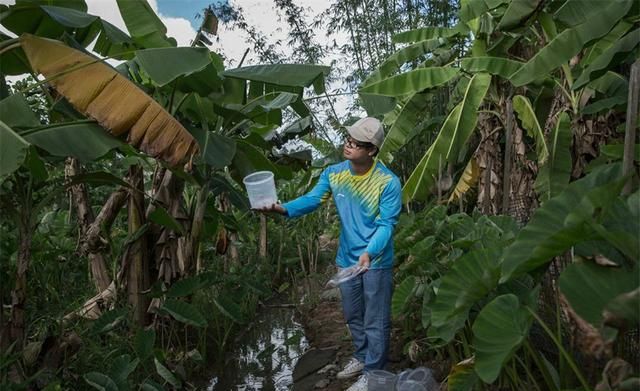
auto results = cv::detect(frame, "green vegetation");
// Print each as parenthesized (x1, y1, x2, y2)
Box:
(1, 0, 638, 390)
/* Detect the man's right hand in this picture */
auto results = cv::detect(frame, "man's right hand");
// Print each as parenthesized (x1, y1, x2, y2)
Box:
(253, 203, 286, 215)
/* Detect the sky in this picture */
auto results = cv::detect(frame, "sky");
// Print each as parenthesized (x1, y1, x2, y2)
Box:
(0, 0, 356, 120)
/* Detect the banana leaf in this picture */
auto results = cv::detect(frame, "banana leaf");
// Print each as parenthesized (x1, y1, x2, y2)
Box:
(392, 24, 468, 43)
(510, 0, 633, 87)
(582, 21, 633, 66)
(448, 157, 480, 203)
(0, 93, 41, 129)
(134, 47, 212, 86)
(20, 34, 198, 166)
(360, 67, 459, 97)
(402, 73, 491, 202)
(461, 56, 523, 79)
(553, 0, 615, 27)
(573, 28, 640, 90)
(512, 95, 549, 164)
(534, 112, 572, 201)
(378, 92, 431, 163)
(116, 0, 175, 48)
(0, 120, 30, 178)
(497, 0, 541, 30)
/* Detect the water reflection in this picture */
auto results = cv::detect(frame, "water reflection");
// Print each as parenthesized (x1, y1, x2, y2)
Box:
(207, 307, 309, 391)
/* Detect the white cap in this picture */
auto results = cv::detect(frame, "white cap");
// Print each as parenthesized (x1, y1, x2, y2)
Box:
(346, 117, 384, 148)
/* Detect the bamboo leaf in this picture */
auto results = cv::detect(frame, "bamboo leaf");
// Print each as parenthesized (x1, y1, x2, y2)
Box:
(402, 73, 491, 202)
(573, 28, 640, 91)
(0, 120, 30, 178)
(160, 299, 207, 328)
(512, 95, 549, 164)
(461, 57, 523, 79)
(534, 112, 572, 201)
(20, 34, 198, 166)
(360, 67, 459, 96)
(510, 0, 633, 86)
(473, 294, 533, 383)
(448, 157, 480, 203)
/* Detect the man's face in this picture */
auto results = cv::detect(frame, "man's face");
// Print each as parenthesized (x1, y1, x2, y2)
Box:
(343, 136, 375, 161)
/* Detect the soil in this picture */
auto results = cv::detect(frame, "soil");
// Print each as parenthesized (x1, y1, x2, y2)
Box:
(293, 279, 436, 391)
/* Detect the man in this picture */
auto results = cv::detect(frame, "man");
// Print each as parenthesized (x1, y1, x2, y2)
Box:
(258, 117, 402, 391)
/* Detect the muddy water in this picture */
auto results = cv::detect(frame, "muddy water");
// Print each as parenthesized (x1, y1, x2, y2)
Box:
(206, 306, 308, 391)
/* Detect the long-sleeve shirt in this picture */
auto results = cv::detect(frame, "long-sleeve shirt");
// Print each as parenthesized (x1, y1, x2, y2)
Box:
(282, 160, 402, 269)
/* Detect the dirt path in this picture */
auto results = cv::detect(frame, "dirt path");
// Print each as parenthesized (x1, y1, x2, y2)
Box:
(294, 286, 412, 390)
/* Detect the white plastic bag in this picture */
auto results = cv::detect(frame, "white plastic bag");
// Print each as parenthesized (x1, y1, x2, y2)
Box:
(325, 265, 367, 288)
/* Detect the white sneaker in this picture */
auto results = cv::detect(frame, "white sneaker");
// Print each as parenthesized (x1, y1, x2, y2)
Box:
(345, 374, 368, 391)
(336, 357, 365, 379)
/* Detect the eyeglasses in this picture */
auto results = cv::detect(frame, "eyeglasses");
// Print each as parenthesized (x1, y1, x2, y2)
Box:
(344, 137, 373, 150)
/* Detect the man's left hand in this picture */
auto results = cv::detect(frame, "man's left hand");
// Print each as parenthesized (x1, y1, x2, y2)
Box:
(358, 252, 371, 269)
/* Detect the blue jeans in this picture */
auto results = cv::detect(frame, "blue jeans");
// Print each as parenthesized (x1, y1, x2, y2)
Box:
(339, 268, 393, 371)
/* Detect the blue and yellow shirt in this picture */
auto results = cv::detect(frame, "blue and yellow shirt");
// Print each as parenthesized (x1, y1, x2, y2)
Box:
(283, 160, 402, 269)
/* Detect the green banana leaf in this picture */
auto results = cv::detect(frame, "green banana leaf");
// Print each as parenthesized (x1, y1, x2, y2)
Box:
(500, 163, 625, 283)
(21, 121, 123, 162)
(402, 73, 491, 202)
(513, 95, 549, 164)
(588, 71, 628, 98)
(573, 28, 640, 90)
(360, 67, 459, 97)
(553, 0, 614, 27)
(461, 57, 523, 79)
(116, 0, 175, 48)
(560, 260, 638, 327)
(459, 0, 508, 23)
(392, 24, 467, 43)
(0, 93, 41, 129)
(534, 112, 572, 202)
(378, 92, 431, 163)
(189, 127, 235, 169)
(497, 0, 541, 30)
(472, 294, 534, 383)
(365, 38, 445, 85)
(510, 0, 633, 86)
(430, 248, 502, 333)
(222, 64, 330, 94)
(582, 21, 633, 66)
(0, 120, 30, 178)
(581, 96, 627, 115)
(134, 47, 212, 86)
(84, 372, 118, 391)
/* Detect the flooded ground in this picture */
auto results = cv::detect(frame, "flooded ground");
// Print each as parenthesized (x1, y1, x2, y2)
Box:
(206, 305, 308, 391)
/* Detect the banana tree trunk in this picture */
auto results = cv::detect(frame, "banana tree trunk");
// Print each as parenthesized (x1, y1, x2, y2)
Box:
(9, 210, 31, 348)
(65, 158, 112, 292)
(125, 165, 149, 325)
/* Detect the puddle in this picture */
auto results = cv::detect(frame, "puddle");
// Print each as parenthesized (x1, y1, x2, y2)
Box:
(206, 306, 309, 391)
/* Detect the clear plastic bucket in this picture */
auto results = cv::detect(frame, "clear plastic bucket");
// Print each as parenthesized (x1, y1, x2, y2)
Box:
(367, 370, 396, 391)
(396, 380, 426, 391)
(398, 367, 437, 391)
(243, 171, 277, 209)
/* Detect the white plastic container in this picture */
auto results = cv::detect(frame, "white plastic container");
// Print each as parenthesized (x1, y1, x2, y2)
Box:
(243, 171, 277, 209)
(367, 369, 396, 391)
(326, 265, 367, 288)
